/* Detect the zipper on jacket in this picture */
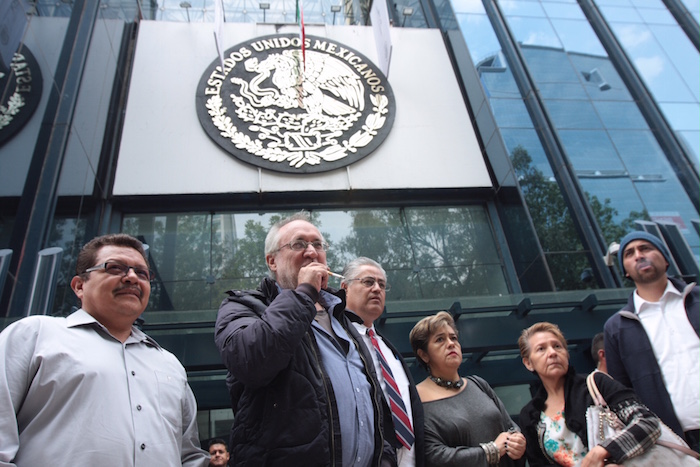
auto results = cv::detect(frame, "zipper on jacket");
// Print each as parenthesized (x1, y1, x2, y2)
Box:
(537, 420, 557, 465)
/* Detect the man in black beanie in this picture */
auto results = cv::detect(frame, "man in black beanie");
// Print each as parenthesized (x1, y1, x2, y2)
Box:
(604, 231, 699, 452)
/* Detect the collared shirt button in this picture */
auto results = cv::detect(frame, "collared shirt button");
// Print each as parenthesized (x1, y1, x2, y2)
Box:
(137, 405, 142, 411)
(359, 421, 364, 427)
(355, 387, 360, 392)
(140, 443, 146, 450)
(131, 371, 136, 376)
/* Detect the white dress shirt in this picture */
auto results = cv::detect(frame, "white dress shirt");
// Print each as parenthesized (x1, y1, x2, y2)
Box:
(0, 309, 209, 467)
(352, 322, 416, 467)
(634, 280, 700, 431)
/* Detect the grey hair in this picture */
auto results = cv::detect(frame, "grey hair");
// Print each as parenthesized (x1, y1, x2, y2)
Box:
(341, 257, 387, 285)
(264, 211, 326, 275)
(264, 211, 313, 256)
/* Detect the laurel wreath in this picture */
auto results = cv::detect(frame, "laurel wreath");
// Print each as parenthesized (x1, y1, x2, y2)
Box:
(206, 93, 389, 168)
(0, 93, 25, 130)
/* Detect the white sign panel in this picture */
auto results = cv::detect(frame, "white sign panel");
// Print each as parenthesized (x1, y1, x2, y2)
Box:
(115, 22, 491, 195)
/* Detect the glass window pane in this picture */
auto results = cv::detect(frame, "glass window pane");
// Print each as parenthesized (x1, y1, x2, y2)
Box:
(649, 25, 700, 101)
(501, 128, 554, 177)
(48, 217, 89, 316)
(559, 130, 625, 172)
(636, 7, 676, 23)
(660, 103, 700, 131)
(123, 206, 509, 309)
(478, 62, 521, 99)
(330, 209, 413, 271)
(452, 0, 488, 14)
(213, 212, 279, 291)
(456, 13, 504, 61)
(521, 47, 579, 83)
(542, 2, 585, 19)
(579, 178, 647, 226)
(545, 99, 603, 129)
(538, 82, 590, 99)
(619, 28, 695, 101)
(550, 19, 607, 55)
(507, 16, 563, 49)
(498, 0, 547, 17)
(404, 207, 509, 297)
(569, 55, 633, 101)
(592, 101, 648, 129)
(608, 129, 675, 174)
(596, 0, 633, 6)
(329, 206, 509, 298)
(598, 5, 643, 21)
(489, 98, 534, 127)
(629, 0, 665, 7)
(546, 252, 597, 290)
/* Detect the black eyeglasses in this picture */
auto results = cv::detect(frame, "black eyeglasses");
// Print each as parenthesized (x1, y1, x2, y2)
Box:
(85, 261, 154, 282)
(275, 239, 329, 253)
(346, 276, 390, 291)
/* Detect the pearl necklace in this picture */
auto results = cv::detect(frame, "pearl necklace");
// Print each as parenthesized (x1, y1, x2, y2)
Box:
(429, 375, 464, 389)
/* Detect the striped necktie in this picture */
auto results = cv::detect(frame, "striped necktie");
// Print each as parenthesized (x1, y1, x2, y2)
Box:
(367, 328, 415, 450)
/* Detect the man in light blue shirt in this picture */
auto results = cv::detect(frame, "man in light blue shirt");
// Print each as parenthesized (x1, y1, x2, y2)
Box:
(0, 234, 209, 466)
(313, 292, 376, 465)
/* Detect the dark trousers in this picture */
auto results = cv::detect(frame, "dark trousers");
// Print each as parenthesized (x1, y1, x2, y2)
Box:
(685, 429, 700, 453)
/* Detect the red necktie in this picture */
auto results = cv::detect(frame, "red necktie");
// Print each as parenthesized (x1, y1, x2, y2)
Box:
(368, 328, 414, 450)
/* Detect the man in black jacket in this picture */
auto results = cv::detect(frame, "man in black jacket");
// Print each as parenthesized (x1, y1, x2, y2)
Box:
(214, 212, 396, 467)
(341, 257, 425, 467)
(604, 231, 699, 451)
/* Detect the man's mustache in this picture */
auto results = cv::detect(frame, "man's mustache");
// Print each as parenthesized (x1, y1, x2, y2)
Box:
(115, 285, 143, 298)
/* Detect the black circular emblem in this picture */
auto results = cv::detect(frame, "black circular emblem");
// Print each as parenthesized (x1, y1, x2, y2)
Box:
(0, 45, 43, 147)
(196, 34, 396, 174)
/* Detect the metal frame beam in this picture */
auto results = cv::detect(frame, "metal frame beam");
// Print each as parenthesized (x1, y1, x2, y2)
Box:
(4, 0, 100, 315)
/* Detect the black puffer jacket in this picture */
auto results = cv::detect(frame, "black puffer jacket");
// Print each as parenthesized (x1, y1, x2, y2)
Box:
(214, 277, 394, 467)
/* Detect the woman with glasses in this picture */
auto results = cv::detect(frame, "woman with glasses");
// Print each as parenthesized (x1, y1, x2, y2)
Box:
(409, 312, 526, 467)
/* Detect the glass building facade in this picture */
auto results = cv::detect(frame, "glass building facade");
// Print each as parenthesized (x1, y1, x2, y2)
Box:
(1, 0, 697, 440)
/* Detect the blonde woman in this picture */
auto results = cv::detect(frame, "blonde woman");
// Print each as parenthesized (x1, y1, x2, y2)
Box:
(409, 312, 526, 467)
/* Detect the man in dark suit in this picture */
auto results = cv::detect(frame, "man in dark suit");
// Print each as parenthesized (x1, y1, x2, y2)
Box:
(342, 257, 425, 467)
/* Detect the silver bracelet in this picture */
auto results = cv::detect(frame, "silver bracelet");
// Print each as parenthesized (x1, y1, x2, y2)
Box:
(480, 441, 500, 466)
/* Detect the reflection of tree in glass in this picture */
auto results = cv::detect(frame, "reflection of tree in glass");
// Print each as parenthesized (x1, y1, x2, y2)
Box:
(48, 217, 88, 316)
(213, 212, 341, 304)
(336, 208, 507, 300)
(511, 144, 647, 290)
(125, 213, 231, 312)
(124, 211, 339, 312)
(123, 216, 169, 311)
